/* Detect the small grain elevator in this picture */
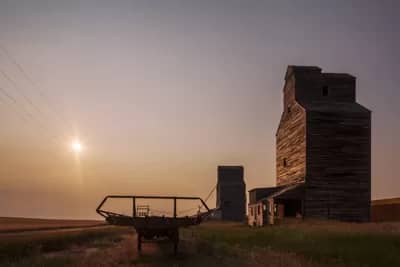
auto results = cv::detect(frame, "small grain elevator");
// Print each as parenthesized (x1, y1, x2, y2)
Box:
(216, 166, 246, 222)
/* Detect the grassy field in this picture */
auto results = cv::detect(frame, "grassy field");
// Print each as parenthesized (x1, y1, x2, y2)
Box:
(186, 220, 400, 267)
(1, 219, 400, 266)
(0, 217, 104, 233)
(0, 225, 131, 266)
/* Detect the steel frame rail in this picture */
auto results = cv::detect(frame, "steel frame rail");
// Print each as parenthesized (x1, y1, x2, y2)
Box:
(96, 195, 210, 219)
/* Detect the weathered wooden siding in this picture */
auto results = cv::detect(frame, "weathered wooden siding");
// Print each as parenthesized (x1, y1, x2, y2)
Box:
(304, 109, 371, 222)
(276, 77, 306, 186)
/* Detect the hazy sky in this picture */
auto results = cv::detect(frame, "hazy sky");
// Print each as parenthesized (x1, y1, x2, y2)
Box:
(0, 0, 399, 219)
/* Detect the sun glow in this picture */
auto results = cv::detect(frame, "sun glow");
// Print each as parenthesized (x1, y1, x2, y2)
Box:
(71, 140, 83, 153)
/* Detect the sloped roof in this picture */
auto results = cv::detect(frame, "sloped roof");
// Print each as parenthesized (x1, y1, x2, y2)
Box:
(255, 183, 305, 203)
(249, 186, 286, 204)
(267, 182, 304, 199)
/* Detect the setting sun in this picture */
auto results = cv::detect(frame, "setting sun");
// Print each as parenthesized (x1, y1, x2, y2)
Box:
(71, 141, 83, 153)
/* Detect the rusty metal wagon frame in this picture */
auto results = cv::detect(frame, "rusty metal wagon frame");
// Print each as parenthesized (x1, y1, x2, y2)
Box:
(96, 195, 211, 254)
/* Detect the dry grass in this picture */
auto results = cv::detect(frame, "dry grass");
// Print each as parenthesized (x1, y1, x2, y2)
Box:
(222, 246, 342, 267)
(75, 233, 138, 267)
(0, 226, 129, 264)
(3, 220, 400, 266)
(0, 217, 104, 233)
(280, 218, 400, 234)
(190, 220, 400, 267)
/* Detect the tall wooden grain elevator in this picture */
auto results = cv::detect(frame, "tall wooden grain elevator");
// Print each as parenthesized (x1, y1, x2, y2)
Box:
(248, 65, 371, 226)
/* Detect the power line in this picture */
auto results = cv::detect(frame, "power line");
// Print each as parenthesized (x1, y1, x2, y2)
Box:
(0, 44, 38, 91)
(0, 43, 71, 129)
(0, 92, 62, 163)
(0, 86, 31, 122)
(0, 68, 47, 120)
(0, 44, 77, 146)
(0, 45, 70, 158)
(0, 85, 62, 145)
(0, 89, 25, 121)
(0, 85, 17, 103)
(0, 61, 67, 144)
(0, 77, 53, 131)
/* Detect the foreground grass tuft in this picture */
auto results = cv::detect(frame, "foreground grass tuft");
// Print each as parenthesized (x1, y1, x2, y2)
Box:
(190, 223, 400, 267)
(4, 256, 74, 267)
(0, 226, 130, 264)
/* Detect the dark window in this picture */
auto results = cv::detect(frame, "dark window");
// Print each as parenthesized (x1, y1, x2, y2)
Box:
(322, 86, 329, 96)
(257, 205, 261, 215)
(283, 158, 287, 167)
